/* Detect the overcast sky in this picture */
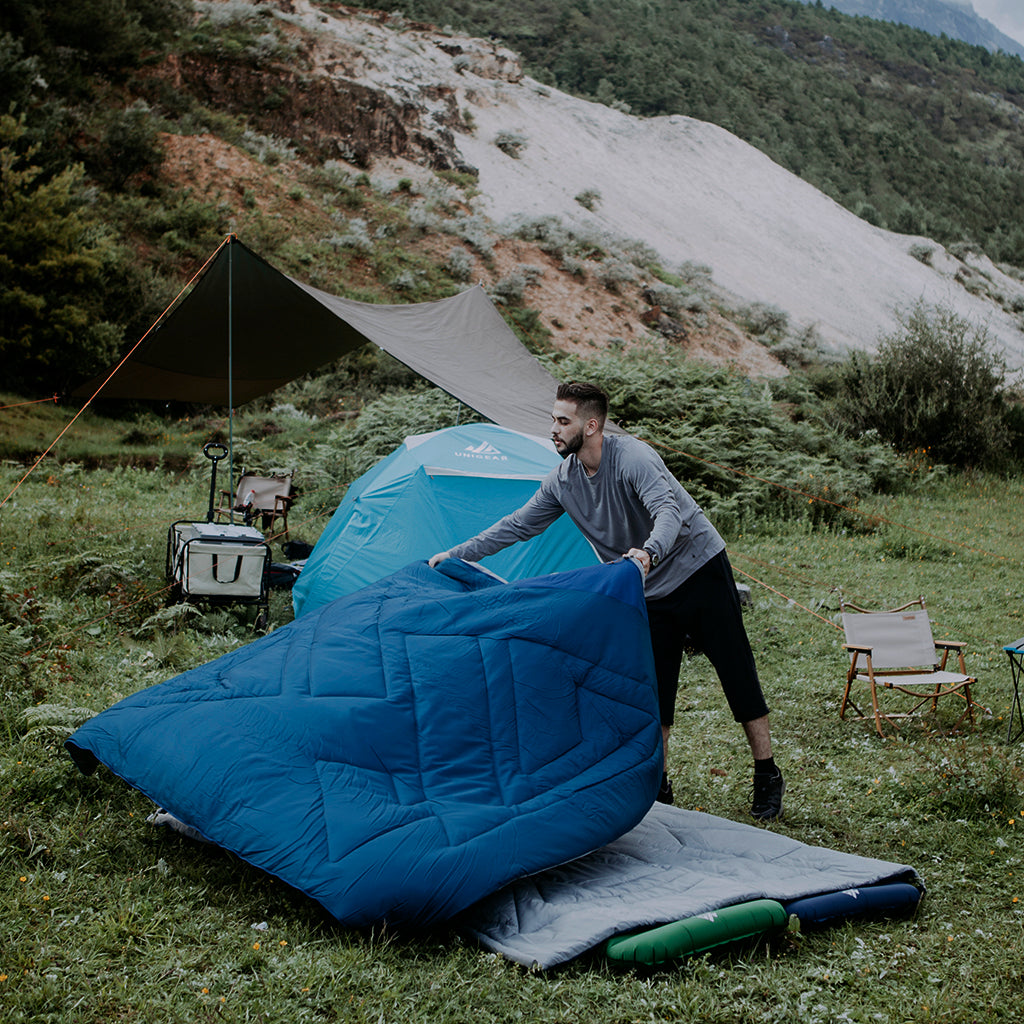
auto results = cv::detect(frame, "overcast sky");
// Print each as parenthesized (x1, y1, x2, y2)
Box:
(970, 0, 1024, 48)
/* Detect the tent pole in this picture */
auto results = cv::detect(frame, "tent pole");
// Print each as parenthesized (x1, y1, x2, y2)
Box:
(227, 236, 235, 516)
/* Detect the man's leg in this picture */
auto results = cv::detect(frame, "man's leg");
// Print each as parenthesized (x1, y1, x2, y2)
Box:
(646, 599, 685, 805)
(742, 715, 773, 759)
(687, 552, 785, 820)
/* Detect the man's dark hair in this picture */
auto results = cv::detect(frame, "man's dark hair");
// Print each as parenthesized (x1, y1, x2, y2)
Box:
(556, 381, 608, 426)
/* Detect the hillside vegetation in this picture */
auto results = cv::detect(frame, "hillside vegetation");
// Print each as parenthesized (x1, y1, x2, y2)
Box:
(1, 0, 1023, 476)
(3, 1, 1024, 391)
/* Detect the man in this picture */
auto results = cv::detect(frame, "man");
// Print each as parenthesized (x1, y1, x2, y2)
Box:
(429, 382, 784, 820)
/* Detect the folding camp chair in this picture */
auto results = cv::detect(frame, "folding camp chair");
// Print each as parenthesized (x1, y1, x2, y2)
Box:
(216, 471, 294, 541)
(839, 595, 978, 736)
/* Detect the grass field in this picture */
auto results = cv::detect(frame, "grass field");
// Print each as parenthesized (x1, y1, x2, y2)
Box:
(2, 421, 1023, 1022)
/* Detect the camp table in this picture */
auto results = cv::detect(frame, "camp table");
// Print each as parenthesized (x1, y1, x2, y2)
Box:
(1001, 638, 1024, 743)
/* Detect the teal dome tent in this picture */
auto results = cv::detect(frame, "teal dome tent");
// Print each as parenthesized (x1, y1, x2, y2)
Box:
(292, 423, 599, 617)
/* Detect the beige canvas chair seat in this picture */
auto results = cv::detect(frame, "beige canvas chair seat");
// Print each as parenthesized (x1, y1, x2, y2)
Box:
(858, 669, 972, 690)
(840, 596, 978, 736)
(216, 471, 294, 540)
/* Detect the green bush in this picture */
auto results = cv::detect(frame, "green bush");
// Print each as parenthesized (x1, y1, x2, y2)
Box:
(0, 115, 130, 393)
(493, 129, 528, 158)
(552, 346, 910, 534)
(342, 388, 480, 476)
(82, 100, 165, 192)
(829, 302, 1013, 470)
(740, 301, 789, 342)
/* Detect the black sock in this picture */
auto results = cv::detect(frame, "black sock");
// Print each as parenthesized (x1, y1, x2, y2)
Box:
(754, 757, 777, 775)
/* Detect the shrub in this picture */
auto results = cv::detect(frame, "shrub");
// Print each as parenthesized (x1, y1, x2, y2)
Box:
(509, 214, 576, 260)
(449, 214, 494, 258)
(83, 101, 164, 192)
(769, 324, 839, 370)
(909, 242, 934, 265)
(643, 281, 706, 318)
(596, 255, 637, 293)
(574, 188, 601, 211)
(829, 302, 1012, 469)
(677, 261, 714, 287)
(503, 306, 553, 354)
(325, 219, 373, 254)
(490, 265, 544, 305)
(740, 302, 789, 342)
(444, 245, 474, 282)
(238, 129, 296, 165)
(494, 130, 527, 158)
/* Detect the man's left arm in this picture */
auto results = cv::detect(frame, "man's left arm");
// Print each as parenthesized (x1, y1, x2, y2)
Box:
(624, 450, 685, 571)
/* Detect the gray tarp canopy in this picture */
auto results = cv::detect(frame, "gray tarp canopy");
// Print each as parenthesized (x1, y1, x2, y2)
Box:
(74, 236, 587, 437)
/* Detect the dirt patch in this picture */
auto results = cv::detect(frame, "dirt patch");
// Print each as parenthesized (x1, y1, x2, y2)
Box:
(443, 236, 786, 375)
(161, 133, 306, 219)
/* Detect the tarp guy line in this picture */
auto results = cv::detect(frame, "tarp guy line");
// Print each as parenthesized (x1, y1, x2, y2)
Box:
(0, 395, 58, 410)
(0, 240, 228, 513)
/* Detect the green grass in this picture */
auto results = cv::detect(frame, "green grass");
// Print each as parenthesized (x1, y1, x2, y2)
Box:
(0, 394, 212, 470)
(2, 435, 1024, 1021)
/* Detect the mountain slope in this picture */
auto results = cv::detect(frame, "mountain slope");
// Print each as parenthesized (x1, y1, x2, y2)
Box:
(288, 2, 1024, 368)
(793, 0, 1024, 59)
(353, 0, 1024, 268)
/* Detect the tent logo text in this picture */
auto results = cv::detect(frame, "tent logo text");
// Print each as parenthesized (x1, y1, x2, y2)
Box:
(457, 441, 508, 461)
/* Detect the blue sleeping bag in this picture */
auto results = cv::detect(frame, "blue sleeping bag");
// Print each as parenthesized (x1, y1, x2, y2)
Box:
(66, 559, 661, 927)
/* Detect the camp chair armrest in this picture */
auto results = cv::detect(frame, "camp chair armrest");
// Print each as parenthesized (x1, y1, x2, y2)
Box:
(934, 640, 965, 650)
(842, 643, 873, 654)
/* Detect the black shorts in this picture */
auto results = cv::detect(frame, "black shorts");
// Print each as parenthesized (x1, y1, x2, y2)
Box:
(645, 549, 769, 727)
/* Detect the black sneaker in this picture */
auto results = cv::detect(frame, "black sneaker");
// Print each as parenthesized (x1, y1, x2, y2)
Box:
(657, 772, 675, 805)
(751, 769, 785, 820)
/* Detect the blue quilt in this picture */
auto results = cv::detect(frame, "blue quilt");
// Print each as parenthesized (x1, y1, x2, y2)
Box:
(66, 559, 661, 927)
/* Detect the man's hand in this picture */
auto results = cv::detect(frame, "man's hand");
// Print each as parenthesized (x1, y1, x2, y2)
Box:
(624, 547, 651, 576)
(428, 550, 451, 568)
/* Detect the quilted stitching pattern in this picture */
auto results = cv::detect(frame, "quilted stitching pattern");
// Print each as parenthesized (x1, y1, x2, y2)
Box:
(67, 559, 661, 926)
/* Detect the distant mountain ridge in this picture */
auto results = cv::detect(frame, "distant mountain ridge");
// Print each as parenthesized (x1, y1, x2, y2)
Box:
(796, 0, 1024, 58)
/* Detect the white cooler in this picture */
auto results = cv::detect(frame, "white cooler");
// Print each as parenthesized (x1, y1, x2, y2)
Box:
(167, 521, 270, 601)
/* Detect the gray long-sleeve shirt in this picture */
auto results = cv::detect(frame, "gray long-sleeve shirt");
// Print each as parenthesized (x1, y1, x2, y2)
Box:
(447, 434, 725, 599)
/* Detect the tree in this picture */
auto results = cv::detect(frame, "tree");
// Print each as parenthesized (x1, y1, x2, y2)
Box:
(0, 114, 124, 395)
(1, 0, 189, 82)
(82, 101, 164, 192)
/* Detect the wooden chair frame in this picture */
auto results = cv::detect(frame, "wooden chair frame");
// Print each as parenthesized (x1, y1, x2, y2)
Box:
(216, 470, 294, 541)
(840, 595, 978, 737)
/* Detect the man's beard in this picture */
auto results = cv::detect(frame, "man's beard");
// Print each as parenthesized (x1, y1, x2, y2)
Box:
(556, 430, 584, 459)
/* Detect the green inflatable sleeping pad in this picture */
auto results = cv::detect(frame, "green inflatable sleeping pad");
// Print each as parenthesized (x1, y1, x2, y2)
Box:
(604, 898, 788, 966)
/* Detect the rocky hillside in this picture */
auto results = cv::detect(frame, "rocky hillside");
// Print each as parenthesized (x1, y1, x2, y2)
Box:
(174, 0, 1023, 372)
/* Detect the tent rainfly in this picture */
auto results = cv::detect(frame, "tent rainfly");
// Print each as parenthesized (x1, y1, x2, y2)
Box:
(74, 236, 597, 437)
